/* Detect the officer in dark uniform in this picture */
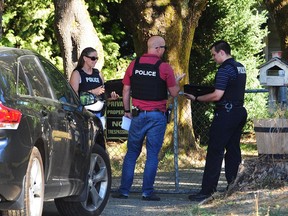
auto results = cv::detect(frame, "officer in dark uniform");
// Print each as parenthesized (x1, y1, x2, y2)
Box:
(185, 40, 247, 201)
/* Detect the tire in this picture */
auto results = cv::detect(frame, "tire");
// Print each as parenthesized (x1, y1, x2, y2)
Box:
(54, 145, 111, 216)
(3, 147, 44, 216)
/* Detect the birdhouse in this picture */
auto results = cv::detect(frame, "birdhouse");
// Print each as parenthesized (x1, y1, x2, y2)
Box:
(258, 53, 288, 112)
(259, 57, 288, 86)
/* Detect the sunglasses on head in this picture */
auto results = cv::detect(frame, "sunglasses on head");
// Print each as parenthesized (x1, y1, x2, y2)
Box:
(85, 56, 99, 61)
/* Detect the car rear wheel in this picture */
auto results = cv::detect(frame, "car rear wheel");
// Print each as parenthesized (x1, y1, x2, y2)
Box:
(54, 144, 111, 216)
(3, 147, 44, 216)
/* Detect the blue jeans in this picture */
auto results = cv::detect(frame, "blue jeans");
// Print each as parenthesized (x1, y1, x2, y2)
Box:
(118, 111, 167, 196)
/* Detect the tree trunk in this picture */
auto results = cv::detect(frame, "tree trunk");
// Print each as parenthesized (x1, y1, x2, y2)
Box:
(265, 0, 288, 59)
(53, 0, 104, 79)
(0, 0, 3, 39)
(119, 0, 208, 150)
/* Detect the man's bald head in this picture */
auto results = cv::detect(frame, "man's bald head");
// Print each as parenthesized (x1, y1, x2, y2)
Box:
(147, 36, 166, 57)
(147, 36, 165, 49)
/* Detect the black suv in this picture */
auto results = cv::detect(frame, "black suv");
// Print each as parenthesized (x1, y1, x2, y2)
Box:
(0, 47, 111, 216)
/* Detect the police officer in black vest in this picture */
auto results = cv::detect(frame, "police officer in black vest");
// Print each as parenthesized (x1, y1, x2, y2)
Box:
(185, 40, 247, 201)
(112, 35, 185, 201)
(70, 47, 119, 129)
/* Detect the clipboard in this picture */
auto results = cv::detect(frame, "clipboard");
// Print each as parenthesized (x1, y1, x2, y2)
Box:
(184, 84, 215, 96)
(121, 116, 131, 131)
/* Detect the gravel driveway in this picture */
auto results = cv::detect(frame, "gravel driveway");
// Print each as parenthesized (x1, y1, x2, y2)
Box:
(43, 192, 194, 216)
(43, 166, 228, 215)
(101, 192, 194, 216)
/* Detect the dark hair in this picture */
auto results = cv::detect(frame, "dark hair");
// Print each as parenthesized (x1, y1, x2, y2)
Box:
(210, 40, 231, 55)
(74, 47, 97, 71)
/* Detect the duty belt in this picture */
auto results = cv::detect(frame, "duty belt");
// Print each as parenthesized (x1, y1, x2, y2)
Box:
(215, 102, 243, 112)
(132, 107, 165, 117)
(139, 109, 165, 114)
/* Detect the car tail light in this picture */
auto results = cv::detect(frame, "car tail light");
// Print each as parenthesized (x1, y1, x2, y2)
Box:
(0, 103, 22, 129)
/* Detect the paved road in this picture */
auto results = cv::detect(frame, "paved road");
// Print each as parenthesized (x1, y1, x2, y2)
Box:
(43, 192, 193, 216)
(102, 192, 193, 216)
(42, 167, 226, 215)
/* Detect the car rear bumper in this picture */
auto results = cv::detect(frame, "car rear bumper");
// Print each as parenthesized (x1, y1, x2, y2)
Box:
(0, 177, 25, 210)
(0, 131, 30, 210)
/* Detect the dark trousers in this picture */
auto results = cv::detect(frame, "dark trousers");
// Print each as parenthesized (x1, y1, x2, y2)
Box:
(201, 107, 247, 194)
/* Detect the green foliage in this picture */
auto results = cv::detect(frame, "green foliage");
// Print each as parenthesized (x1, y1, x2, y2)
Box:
(87, 0, 133, 80)
(241, 143, 258, 156)
(1, 0, 130, 78)
(190, 0, 269, 133)
(0, 0, 63, 71)
(98, 34, 135, 80)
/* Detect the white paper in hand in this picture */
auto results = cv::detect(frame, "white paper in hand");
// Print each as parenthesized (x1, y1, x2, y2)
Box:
(121, 116, 131, 131)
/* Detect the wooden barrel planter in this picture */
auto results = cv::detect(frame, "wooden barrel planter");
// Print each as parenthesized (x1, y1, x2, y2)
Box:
(254, 118, 288, 158)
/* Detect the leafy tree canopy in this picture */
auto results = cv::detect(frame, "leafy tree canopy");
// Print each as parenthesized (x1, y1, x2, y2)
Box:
(1, 0, 131, 80)
(1, 0, 61, 66)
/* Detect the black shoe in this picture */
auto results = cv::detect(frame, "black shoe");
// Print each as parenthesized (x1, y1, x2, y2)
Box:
(112, 192, 128, 199)
(142, 194, 161, 201)
(188, 192, 212, 202)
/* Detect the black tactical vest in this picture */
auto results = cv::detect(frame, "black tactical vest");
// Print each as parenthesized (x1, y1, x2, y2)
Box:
(130, 57, 167, 101)
(218, 59, 246, 105)
(78, 68, 105, 101)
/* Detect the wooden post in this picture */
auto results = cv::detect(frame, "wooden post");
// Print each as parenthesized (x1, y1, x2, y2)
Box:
(254, 118, 288, 155)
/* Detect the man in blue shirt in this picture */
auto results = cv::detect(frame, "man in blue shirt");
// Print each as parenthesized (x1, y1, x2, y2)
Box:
(185, 40, 247, 201)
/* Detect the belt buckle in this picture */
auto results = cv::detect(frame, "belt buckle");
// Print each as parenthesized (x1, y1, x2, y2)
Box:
(224, 103, 233, 112)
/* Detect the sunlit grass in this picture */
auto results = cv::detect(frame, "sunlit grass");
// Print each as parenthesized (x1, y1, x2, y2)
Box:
(241, 142, 258, 156)
(108, 137, 259, 176)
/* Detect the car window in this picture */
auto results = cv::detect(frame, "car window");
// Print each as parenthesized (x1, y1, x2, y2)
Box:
(0, 62, 17, 100)
(38, 56, 79, 105)
(17, 63, 31, 96)
(0, 54, 32, 98)
(18, 55, 52, 98)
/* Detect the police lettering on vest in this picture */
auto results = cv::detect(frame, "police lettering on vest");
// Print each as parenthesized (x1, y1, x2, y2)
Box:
(134, 69, 157, 77)
(78, 68, 103, 93)
(237, 67, 246, 74)
(85, 77, 100, 83)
